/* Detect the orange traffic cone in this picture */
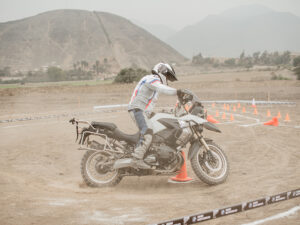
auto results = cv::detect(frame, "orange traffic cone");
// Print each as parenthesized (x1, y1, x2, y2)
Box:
(215, 110, 220, 117)
(233, 106, 236, 112)
(277, 111, 282, 119)
(171, 151, 193, 182)
(253, 108, 258, 115)
(284, 113, 291, 122)
(222, 112, 226, 119)
(242, 107, 246, 113)
(207, 115, 219, 124)
(230, 114, 234, 121)
(264, 117, 279, 126)
(267, 109, 271, 117)
(237, 103, 241, 108)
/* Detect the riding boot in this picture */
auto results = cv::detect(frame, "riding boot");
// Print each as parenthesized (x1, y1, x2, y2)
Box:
(132, 134, 152, 169)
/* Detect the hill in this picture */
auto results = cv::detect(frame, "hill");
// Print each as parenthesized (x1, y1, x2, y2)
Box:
(0, 9, 185, 72)
(166, 4, 300, 58)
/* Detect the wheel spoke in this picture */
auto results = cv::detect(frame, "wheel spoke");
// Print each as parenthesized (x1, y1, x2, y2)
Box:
(196, 144, 228, 181)
(86, 152, 118, 184)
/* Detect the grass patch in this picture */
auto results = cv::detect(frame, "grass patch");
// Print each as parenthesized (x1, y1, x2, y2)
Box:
(0, 79, 113, 89)
(271, 74, 290, 80)
(0, 84, 21, 89)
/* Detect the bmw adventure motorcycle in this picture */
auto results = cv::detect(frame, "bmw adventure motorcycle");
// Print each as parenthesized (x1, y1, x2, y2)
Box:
(69, 89, 229, 187)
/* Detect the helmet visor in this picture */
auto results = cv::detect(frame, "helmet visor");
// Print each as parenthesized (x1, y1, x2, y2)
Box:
(167, 65, 177, 81)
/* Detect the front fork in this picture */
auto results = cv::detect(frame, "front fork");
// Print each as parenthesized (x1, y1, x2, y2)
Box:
(191, 127, 213, 162)
(199, 136, 210, 152)
(192, 126, 210, 152)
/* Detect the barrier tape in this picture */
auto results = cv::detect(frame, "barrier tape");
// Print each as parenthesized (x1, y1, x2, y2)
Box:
(0, 104, 167, 124)
(1, 99, 296, 124)
(150, 188, 300, 225)
(92, 101, 296, 110)
(0, 108, 124, 124)
(93, 104, 128, 110)
(204, 100, 296, 105)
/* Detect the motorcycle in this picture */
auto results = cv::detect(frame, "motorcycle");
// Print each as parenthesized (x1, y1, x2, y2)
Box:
(69, 89, 229, 187)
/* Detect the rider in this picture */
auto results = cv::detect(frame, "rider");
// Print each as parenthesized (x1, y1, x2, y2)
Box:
(128, 62, 181, 169)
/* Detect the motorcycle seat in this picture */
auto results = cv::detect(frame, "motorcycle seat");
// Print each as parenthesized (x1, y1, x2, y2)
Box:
(113, 129, 140, 144)
(91, 121, 117, 131)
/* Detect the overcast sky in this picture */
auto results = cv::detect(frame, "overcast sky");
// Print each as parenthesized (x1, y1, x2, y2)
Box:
(0, 0, 299, 30)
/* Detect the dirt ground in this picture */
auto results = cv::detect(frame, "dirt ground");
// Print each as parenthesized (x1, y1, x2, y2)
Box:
(0, 69, 299, 225)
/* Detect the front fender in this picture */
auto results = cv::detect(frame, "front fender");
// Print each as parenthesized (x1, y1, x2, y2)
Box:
(187, 138, 213, 160)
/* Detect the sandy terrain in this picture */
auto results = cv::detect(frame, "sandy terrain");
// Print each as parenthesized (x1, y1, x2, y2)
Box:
(0, 69, 299, 225)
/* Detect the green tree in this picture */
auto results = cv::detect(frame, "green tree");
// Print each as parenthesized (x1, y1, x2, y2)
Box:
(281, 51, 291, 65)
(293, 56, 300, 67)
(47, 67, 66, 82)
(0, 67, 11, 77)
(224, 58, 236, 67)
(93, 60, 101, 75)
(192, 53, 204, 65)
(114, 68, 148, 83)
(80, 60, 89, 71)
(260, 50, 270, 65)
(293, 56, 300, 80)
(238, 51, 246, 66)
(252, 51, 260, 64)
(238, 51, 253, 68)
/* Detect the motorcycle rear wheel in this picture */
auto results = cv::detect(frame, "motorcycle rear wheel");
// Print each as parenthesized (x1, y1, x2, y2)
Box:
(81, 150, 122, 187)
(191, 142, 229, 185)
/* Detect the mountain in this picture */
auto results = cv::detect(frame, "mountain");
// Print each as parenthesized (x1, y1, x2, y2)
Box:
(166, 4, 300, 58)
(130, 19, 177, 41)
(0, 9, 185, 71)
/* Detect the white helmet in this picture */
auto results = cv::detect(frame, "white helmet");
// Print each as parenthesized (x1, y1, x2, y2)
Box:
(151, 62, 177, 85)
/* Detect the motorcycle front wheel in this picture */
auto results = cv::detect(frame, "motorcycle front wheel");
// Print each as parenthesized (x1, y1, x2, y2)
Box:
(191, 142, 229, 185)
(81, 150, 122, 187)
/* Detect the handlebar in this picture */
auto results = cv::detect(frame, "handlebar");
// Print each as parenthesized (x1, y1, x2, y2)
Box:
(177, 89, 196, 105)
(175, 89, 204, 117)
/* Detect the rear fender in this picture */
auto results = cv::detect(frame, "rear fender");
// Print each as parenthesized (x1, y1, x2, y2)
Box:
(187, 138, 213, 160)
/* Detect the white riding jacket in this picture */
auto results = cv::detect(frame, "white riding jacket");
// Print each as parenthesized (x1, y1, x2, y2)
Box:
(128, 74, 177, 112)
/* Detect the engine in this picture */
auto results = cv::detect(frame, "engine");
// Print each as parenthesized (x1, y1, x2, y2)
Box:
(157, 145, 176, 162)
(175, 121, 193, 146)
(144, 144, 178, 168)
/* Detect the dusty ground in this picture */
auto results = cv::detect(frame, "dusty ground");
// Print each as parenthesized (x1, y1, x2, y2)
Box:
(0, 69, 299, 225)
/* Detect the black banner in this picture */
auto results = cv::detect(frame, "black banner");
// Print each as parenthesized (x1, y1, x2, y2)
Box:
(244, 198, 266, 211)
(151, 188, 300, 225)
(289, 189, 300, 199)
(267, 192, 288, 204)
(214, 204, 243, 218)
(189, 211, 214, 224)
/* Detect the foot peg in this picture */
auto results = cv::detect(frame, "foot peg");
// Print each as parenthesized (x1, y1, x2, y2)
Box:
(113, 158, 151, 170)
(133, 159, 151, 169)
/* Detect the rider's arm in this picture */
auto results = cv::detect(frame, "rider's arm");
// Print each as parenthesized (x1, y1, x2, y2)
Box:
(145, 80, 177, 95)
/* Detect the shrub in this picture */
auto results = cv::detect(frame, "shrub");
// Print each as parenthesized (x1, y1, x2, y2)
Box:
(224, 58, 236, 67)
(271, 74, 289, 80)
(293, 56, 300, 80)
(47, 67, 66, 82)
(293, 56, 300, 67)
(114, 68, 148, 83)
(294, 67, 300, 80)
(0, 79, 21, 84)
